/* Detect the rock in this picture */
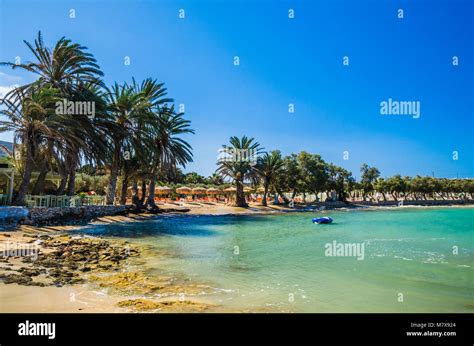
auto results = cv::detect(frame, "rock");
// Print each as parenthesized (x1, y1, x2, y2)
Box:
(0, 273, 33, 285)
(117, 299, 211, 312)
(18, 268, 41, 276)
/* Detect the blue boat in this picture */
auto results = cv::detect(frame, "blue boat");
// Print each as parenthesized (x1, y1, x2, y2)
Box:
(312, 217, 333, 224)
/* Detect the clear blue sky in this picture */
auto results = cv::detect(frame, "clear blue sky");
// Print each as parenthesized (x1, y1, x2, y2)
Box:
(0, 0, 472, 178)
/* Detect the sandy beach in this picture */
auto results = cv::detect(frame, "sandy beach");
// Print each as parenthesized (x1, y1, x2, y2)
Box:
(0, 202, 296, 313)
(1, 201, 473, 313)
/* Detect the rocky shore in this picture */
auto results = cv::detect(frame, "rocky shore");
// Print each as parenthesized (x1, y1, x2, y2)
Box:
(0, 233, 139, 287)
(0, 228, 214, 312)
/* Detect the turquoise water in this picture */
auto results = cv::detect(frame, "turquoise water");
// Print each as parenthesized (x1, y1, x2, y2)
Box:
(78, 207, 474, 312)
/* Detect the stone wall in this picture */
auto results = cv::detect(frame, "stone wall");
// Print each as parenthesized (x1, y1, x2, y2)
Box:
(24, 205, 129, 226)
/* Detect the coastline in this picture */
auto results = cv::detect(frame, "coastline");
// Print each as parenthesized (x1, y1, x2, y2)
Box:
(1, 201, 473, 313)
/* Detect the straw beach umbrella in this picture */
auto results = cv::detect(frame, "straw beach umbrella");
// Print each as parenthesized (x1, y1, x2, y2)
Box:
(224, 186, 237, 193)
(223, 186, 237, 204)
(243, 187, 253, 194)
(155, 186, 172, 195)
(206, 187, 222, 202)
(192, 187, 206, 195)
(176, 186, 192, 194)
(206, 187, 221, 195)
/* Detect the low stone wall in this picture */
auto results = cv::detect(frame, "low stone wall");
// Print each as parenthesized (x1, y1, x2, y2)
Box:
(318, 201, 350, 208)
(24, 205, 129, 226)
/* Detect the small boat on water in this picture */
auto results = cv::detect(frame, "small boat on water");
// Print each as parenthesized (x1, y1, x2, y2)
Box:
(312, 217, 333, 224)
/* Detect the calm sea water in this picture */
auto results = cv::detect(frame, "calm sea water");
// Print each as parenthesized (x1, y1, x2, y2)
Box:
(78, 207, 474, 312)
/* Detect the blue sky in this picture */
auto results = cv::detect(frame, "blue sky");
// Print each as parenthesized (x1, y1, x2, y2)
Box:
(0, 0, 472, 178)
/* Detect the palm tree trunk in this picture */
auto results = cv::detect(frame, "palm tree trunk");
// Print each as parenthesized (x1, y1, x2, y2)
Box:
(32, 139, 53, 195)
(57, 175, 67, 195)
(131, 180, 141, 209)
(32, 163, 48, 195)
(262, 182, 268, 206)
(276, 188, 290, 204)
(291, 190, 297, 201)
(13, 139, 35, 206)
(106, 145, 121, 205)
(147, 175, 158, 210)
(52, 150, 67, 195)
(235, 179, 247, 207)
(66, 156, 78, 196)
(120, 171, 129, 205)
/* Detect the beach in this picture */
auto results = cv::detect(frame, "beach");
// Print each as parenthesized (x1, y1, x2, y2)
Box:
(1, 203, 473, 313)
(0, 202, 308, 313)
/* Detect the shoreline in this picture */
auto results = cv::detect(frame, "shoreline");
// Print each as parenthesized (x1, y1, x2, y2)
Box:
(1, 199, 472, 230)
(0, 224, 217, 313)
(1, 202, 473, 313)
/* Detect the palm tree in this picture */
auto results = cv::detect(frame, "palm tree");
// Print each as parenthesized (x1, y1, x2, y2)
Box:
(37, 82, 111, 196)
(104, 82, 144, 204)
(0, 85, 62, 205)
(105, 79, 173, 205)
(255, 150, 284, 206)
(144, 106, 194, 210)
(216, 136, 262, 207)
(1, 32, 105, 197)
(208, 172, 224, 185)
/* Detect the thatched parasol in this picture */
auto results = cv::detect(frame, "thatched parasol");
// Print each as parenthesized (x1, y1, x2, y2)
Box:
(206, 188, 221, 195)
(224, 186, 237, 193)
(155, 186, 172, 195)
(176, 186, 192, 194)
(256, 187, 265, 194)
(192, 187, 207, 195)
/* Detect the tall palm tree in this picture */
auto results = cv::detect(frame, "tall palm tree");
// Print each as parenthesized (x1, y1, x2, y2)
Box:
(104, 82, 145, 204)
(0, 85, 62, 205)
(145, 106, 194, 210)
(105, 78, 174, 205)
(216, 136, 262, 207)
(255, 150, 285, 206)
(1, 32, 105, 197)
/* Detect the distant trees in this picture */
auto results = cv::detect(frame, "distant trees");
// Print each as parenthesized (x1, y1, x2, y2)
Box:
(216, 136, 262, 207)
(360, 164, 381, 201)
(255, 151, 285, 206)
(215, 141, 473, 207)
